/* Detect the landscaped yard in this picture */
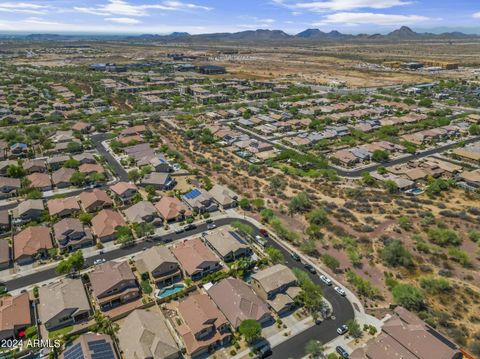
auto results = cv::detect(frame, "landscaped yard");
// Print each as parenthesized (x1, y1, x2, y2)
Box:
(48, 325, 74, 339)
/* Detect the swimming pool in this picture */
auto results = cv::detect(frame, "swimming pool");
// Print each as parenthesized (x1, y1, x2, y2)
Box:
(155, 283, 186, 299)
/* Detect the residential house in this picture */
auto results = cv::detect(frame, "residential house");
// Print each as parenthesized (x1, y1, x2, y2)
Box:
(38, 279, 91, 331)
(61, 333, 117, 359)
(203, 227, 251, 262)
(123, 200, 160, 225)
(47, 197, 80, 218)
(12, 199, 45, 222)
(23, 159, 47, 174)
(89, 261, 140, 311)
(141, 172, 176, 191)
(110, 182, 138, 203)
(208, 278, 272, 329)
(52, 167, 76, 188)
(175, 293, 231, 358)
(181, 188, 218, 213)
(135, 246, 181, 287)
(48, 155, 70, 170)
(72, 121, 92, 134)
(458, 169, 480, 188)
(0, 210, 9, 235)
(350, 307, 462, 359)
(171, 238, 221, 280)
(14, 226, 52, 265)
(117, 309, 180, 359)
(155, 196, 192, 222)
(26, 173, 52, 191)
(9, 143, 28, 158)
(149, 154, 172, 173)
(73, 153, 96, 165)
(79, 189, 113, 212)
(0, 177, 20, 198)
(0, 293, 31, 340)
(78, 163, 105, 176)
(0, 160, 16, 175)
(251, 264, 300, 316)
(208, 184, 238, 209)
(53, 218, 94, 250)
(91, 209, 126, 243)
(0, 239, 10, 270)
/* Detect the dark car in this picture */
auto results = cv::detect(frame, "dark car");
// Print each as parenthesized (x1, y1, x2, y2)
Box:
(174, 228, 184, 234)
(184, 224, 197, 231)
(291, 252, 301, 261)
(304, 263, 317, 274)
(256, 344, 272, 359)
(336, 346, 349, 358)
(205, 218, 213, 224)
(259, 228, 269, 237)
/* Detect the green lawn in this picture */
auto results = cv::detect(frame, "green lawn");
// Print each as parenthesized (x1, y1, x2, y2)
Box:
(141, 279, 153, 294)
(48, 325, 74, 339)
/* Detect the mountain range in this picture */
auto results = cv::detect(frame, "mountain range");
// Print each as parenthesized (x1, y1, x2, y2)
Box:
(3, 26, 479, 42)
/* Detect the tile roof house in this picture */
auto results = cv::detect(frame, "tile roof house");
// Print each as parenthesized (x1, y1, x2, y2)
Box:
(38, 279, 91, 331)
(47, 197, 80, 217)
(0, 210, 8, 234)
(26, 172, 52, 191)
(91, 209, 126, 243)
(73, 153, 96, 164)
(89, 261, 140, 311)
(117, 309, 180, 359)
(109, 182, 138, 202)
(23, 158, 47, 174)
(171, 238, 221, 280)
(53, 218, 94, 250)
(208, 278, 272, 328)
(123, 200, 160, 224)
(12, 199, 45, 222)
(72, 121, 92, 134)
(78, 163, 105, 176)
(0, 239, 10, 270)
(135, 246, 181, 287)
(61, 333, 117, 359)
(203, 227, 251, 262)
(208, 184, 238, 209)
(181, 188, 218, 213)
(51, 167, 76, 188)
(48, 155, 70, 170)
(155, 196, 192, 222)
(0, 293, 31, 340)
(350, 307, 462, 359)
(0, 176, 20, 198)
(79, 189, 113, 212)
(14, 226, 52, 265)
(141, 172, 176, 191)
(251, 264, 300, 315)
(176, 293, 231, 358)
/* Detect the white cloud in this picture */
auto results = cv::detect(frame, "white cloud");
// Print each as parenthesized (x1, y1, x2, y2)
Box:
(74, 0, 211, 17)
(473, 12, 480, 19)
(0, 2, 49, 14)
(316, 12, 429, 25)
(23, 17, 59, 25)
(105, 17, 141, 24)
(277, 0, 411, 12)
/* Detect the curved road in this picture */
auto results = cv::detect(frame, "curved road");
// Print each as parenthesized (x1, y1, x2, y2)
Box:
(5, 217, 354, 359)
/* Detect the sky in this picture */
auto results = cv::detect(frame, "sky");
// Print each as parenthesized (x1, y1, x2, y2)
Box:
(0, 0, 479, 34)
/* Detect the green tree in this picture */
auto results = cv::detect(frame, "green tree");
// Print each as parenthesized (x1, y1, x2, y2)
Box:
(307, 208, 330, 227)
(67, 141, 82, 153)
(231, 221, 254, 237)
(128, 169, 141, 183)
(239, 320, 262, 344)
(251, 198, 265, 211)
(115, 226, 133, 245)
(361, 172, 375, 186)
(380, 240, 414, 268)
(55, 251, 85, 274)
(63, 159, 80, 169)
(239, 198, 251, 210)
(321, 254, 340, 272)
(266, 246, 284, 264)
(383, 180, 398, 193)
(305, 340, 325, 358)
(288, 192, 311, 214)
(346, 319, 362, 338)
(70, 171, 86, 187)
(78, 212, 93, 224)
(6, 164, 25, 178)
(469, 124, 480, 136)
(372, 150, 390, 162)
(392, 283, 424, 310)
(427, 227, 461, 246)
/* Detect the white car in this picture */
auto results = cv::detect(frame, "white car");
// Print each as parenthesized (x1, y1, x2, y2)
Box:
(334, 286, 346, 296)
(320, 275, 332, 286)
(93, 258, 106, 265)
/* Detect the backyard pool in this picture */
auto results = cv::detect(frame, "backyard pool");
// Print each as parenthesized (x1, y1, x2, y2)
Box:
(155, 283, 186, 299)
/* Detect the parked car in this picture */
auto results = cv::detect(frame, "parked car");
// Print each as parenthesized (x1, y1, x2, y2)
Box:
(291, 252, 301, 261)
(254, 235, 267, 247)
(337, 324, 348, 335)
(336, 346, 349, 358)
(93, 258, 106, 265)
(175, 228, 184, 234)
(259, 228, 269, 237)
(205, 218, 213, 224)
(207, 223, 217, 230)
(334, 286, 346, 296)
(320, 275, 332, 286)
(184, 224, 197, 231)
(255, 344, 272, 358)
(304, 263, 317, 274)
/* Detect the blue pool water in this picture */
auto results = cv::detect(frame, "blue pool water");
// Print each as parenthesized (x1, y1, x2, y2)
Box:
(156, 284, 185, 298)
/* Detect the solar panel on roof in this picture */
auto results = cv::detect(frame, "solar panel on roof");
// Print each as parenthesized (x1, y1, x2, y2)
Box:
(64, 343, 84, 359)
(88, 340, 116, 359)
(184, 188, 201, 200)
